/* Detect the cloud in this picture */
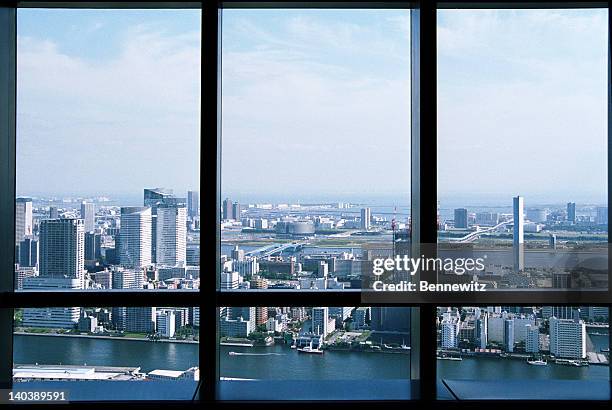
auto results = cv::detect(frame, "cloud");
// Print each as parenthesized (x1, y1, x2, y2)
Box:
(17, 19, 201, 197)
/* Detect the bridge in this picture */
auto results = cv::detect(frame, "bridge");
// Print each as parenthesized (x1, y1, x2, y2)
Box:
(244, 241, 307, 258)
(446, 220, 512, 243)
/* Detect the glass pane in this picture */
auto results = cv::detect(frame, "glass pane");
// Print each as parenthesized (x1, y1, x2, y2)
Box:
(13, 306, 199, 401)
(437, 306, 610, 400)
(218, 306, 413, 400)
(15, 9, 201, 291)
(437, 9, 608, 290)
(220, 9, 411, 291)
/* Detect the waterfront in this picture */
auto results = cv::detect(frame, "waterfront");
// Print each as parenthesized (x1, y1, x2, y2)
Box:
(439, 332, 610, 381)
(14, 331, 609, 382)
(14, 335, 199, 373)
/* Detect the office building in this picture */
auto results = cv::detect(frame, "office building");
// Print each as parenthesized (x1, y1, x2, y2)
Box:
(15, 197, 33, 244)
(360, 208, 371, 230)
(567, 202, 576, 224)
(221, 271, 240, 290)
(112, 268, 145, 289)
(525, 324, 539, 353)
(156, 204, 187, 266)
(475, 317, 487, 349)
(125, 307, 156, 334)
(513, 196, 524, 272)
(18, 237, 38, 268)
(120, 207, 152, 268)
(454, 208, 468, 229)
(232, 202, 242, 220)
(39, 218, 85, 281)
(187, 190, 199, 218)
(596, 206, 608, 225)
(504, 319, 514, 352)
(549, 317, 586, 359)
(312, 307, 330, 336)
(441, 320, 459, 348)
(222, 198, 234, 220)
(144, 188, 186, 263)
(156, 310, 176, 338)
(49, 206, 59, 219)
(85, 232, 102, 261)
(80, 201, 95, 232)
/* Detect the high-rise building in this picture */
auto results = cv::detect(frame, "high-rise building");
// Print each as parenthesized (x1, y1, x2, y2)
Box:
(549, 317, 586, 359)
(125, 307, 156, 334)
(504, 318, 514, 352)
(39, 218, 85, 281)
(232, 202, 242, 220)
(567, 202, 576, 224)
(15, 197, 33, 244)
(156, 204, 187, 266)
(360, 208, 371, 230)
(120, 207, 152, 268)
(454, 208, 468, 229)
(18, 237, 38, 268)
(221, 271, 240, 289)
(542, 306, 577, 320)
(24, 218, 84, 329)
(49, 206, 59, 219)
(84, 232, 102, 261)
(231, 246, 245, 262)
(80, 201, 95, 232)
(371, 307, 410, 333)
(525, 324, 539, 353)
(441, 320, 459, 348)
(475, 317, 487, 349)
(222, 198, 234, 220)
(156, 309, 176, 338)
(187, 190, 199, 218)
(596, 206, 608, 225)
(312, 307, 330, 336)
(144, 188, 186, 263)
(513, 196, 524, 272)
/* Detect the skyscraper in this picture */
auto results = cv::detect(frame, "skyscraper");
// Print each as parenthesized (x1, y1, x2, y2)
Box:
(360, 207, 371, 230)
(144, 188, 186, 262)
(23, 218, 85, 329)
(18, 237, 38, 268)
(84, 232, 101, 261)
(232, 201, 242, 220)
(80, 201, 95, 232)
(156, 203, 187, 266)
(513, 196, 524, 272)
(454, 208, 468, 229)
(187, 190, 199, 218)
(504, 318, 514, 352)
(120, 207, 152, 268)
(596, 206, 608, 225)
(312, 307, 330, 336)
(15, 197, 33, 244)
(525, 324, 539, 353)
(39, 218, 85, 281)
(222, 198, 234, 220)
(49, 206, 59, 219)
(567, 202, 576, 224)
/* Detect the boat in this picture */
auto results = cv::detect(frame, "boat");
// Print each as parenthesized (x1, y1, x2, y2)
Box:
(297, 340, 324, 354)
(228, 351, 238, 356)
(297, 346, 324, 354)
(527, 359, 547, 366)
(290, 345, 297, 349)
(601, 348, 609, 353)
(437, 355, 462, 361)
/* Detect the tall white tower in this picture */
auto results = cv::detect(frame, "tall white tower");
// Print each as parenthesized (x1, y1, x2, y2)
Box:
(513, 196, 524, 272)
(15, 197, 33, 243)
(156, 204, 187, 266)
(120, 207, 152, 268)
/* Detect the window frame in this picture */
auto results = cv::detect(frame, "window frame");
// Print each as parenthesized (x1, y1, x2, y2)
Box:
(0, 0, 609, 406)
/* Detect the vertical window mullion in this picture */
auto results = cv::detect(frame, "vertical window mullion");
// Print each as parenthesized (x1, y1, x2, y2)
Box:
(0, 5, 16, 391)
(411, 0, 437, 402)
(203, 0, 221, 402)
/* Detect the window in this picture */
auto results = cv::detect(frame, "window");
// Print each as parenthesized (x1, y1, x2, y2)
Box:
(218, 306, 413, 400)
(437, 9, 608, 291)
(220, 9, 411, 292)
(0, 0, 609, 406)
(437, 306, 610, 400)
(15, 8, 201, 293)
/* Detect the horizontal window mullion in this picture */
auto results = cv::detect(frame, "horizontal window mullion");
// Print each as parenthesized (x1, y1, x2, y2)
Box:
(1, 291, 200, 308)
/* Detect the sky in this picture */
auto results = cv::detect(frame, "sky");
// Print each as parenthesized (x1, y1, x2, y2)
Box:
(16, 8, 608, 206)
